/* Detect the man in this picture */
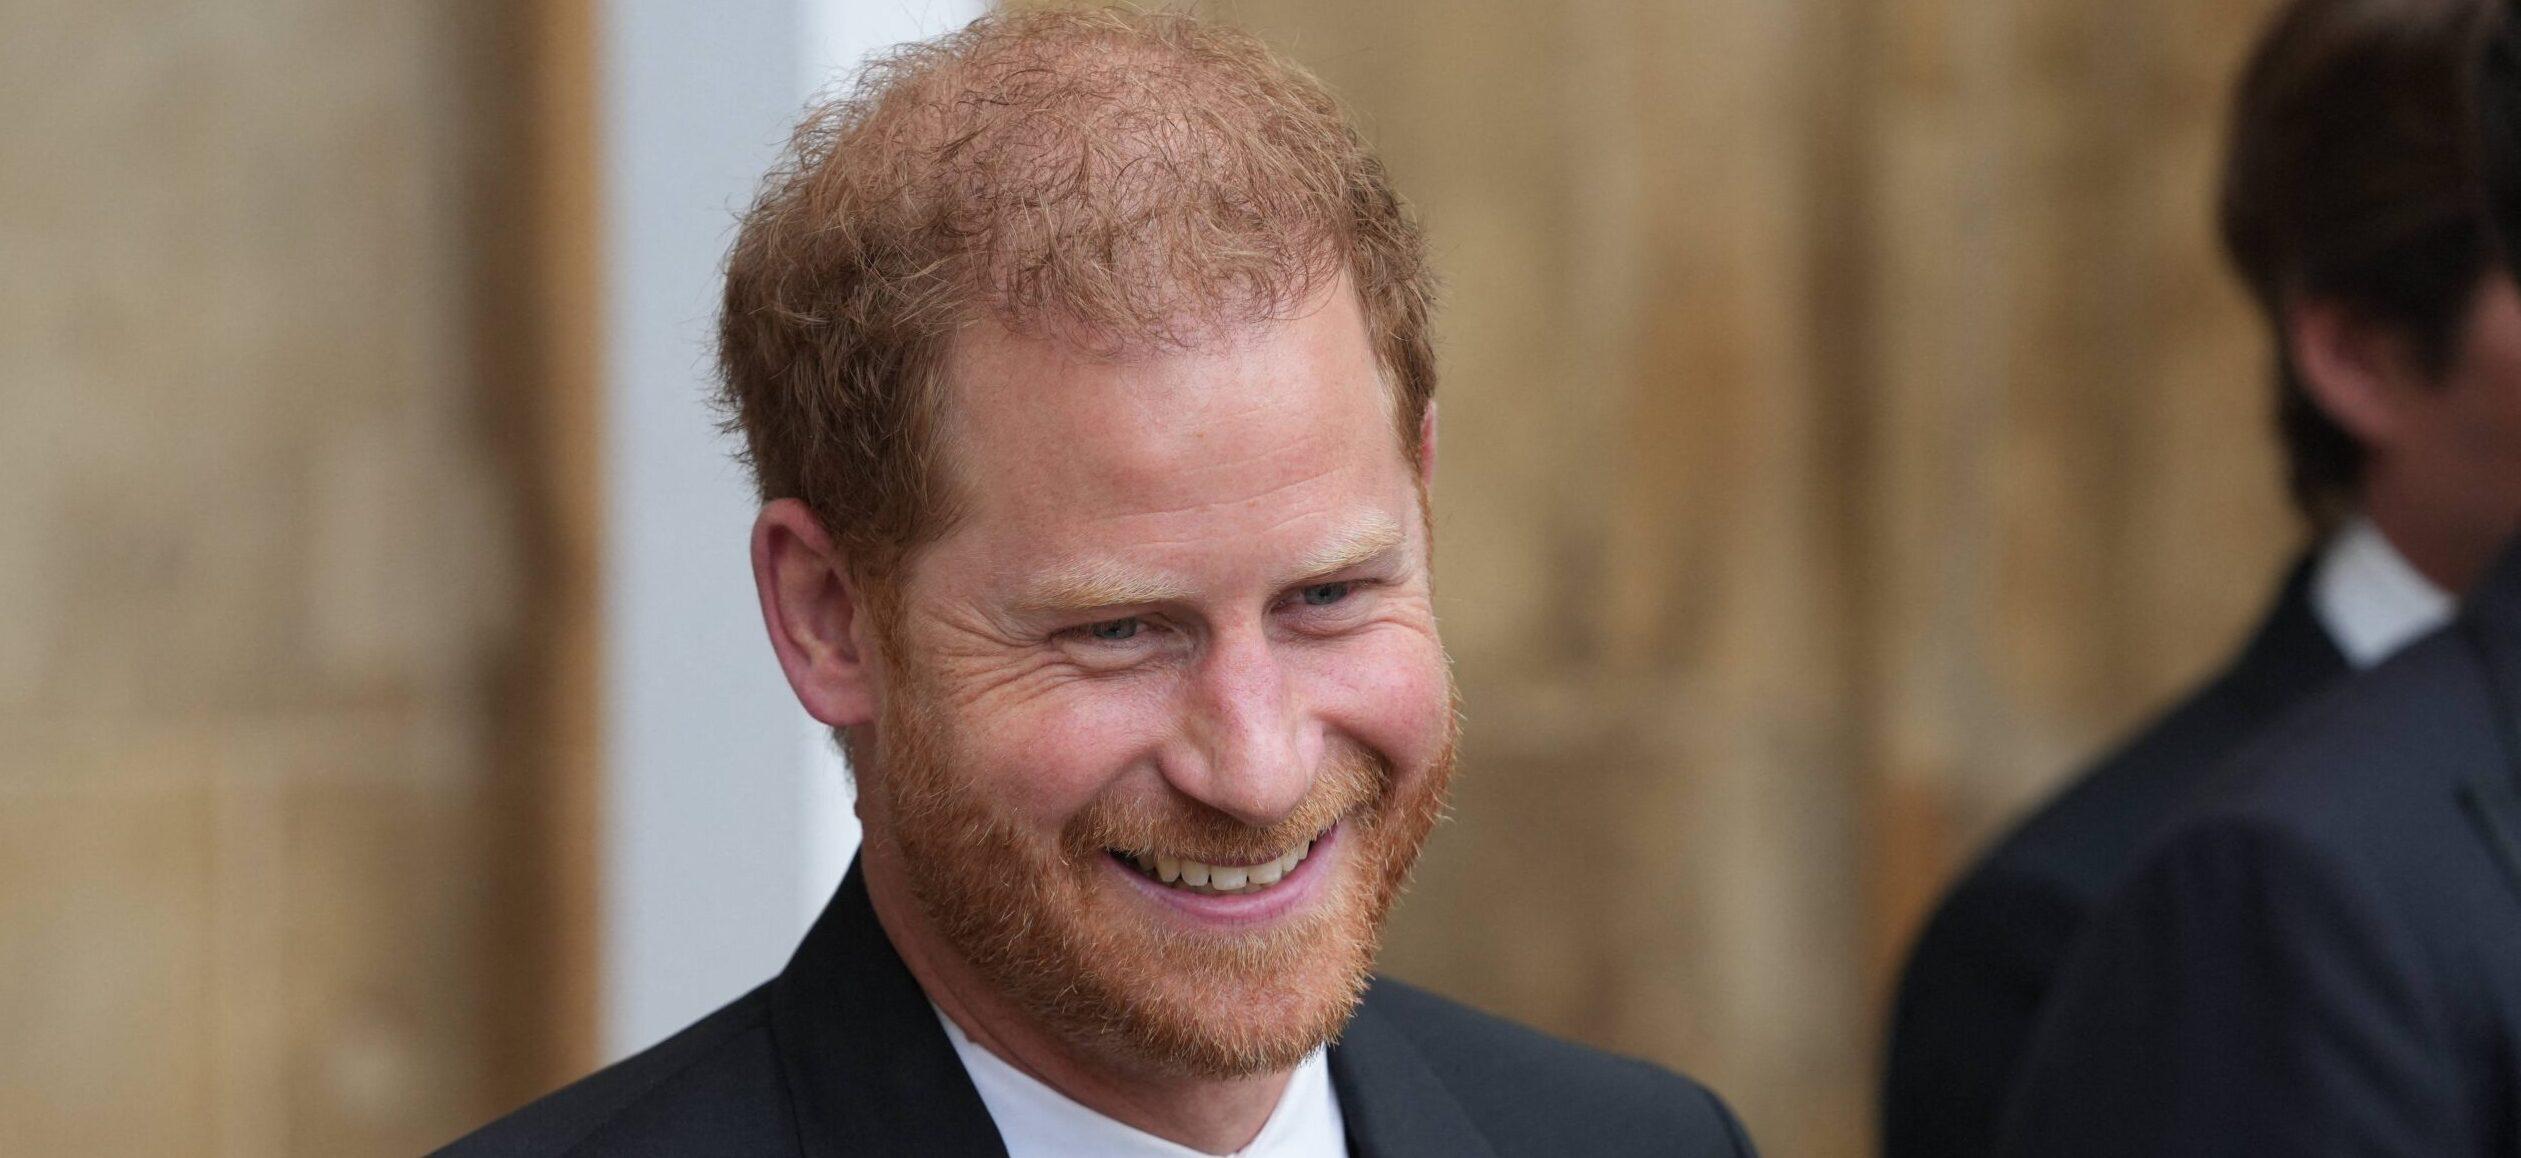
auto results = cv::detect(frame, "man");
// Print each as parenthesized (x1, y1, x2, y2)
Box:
(439, 10, 1753, 1157)
(1883, 1, 2511, 1154)
(1995, 2, 2521, 1152)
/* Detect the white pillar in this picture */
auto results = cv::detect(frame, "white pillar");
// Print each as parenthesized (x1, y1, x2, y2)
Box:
(595, 0, 981, 1062)
(788, 0, 987, 938)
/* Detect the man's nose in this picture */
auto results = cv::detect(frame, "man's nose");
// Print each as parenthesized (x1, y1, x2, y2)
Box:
(1170, 627, 1310, 827)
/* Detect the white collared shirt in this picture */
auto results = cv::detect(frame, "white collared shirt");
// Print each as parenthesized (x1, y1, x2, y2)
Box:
(936, 1006, 1350, 1158)
(2311, 515, 2455, 669)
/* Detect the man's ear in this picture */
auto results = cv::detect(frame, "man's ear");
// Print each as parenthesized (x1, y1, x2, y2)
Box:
(2287, 299, 2425, 448)
(751, 498, 879, 728)
(1415, 400, 1440, 491)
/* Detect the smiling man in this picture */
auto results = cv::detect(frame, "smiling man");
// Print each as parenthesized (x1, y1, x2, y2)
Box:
(438, 9, 1751, 1157)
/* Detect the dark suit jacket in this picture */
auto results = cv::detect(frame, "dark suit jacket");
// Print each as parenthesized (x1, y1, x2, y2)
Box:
(1997, 538, 2521, 1156)
(1882, 558, 2348, 1158)
(437, 863, 1757, 1157)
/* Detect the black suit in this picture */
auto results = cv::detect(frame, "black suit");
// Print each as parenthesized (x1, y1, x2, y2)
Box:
(1998, 538, 2521, 1156)
(438, 863, 1757, 1157)
(1882, 558, 2348, 1158)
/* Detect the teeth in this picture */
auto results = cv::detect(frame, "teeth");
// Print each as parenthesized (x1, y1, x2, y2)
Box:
(1117, 834, 1324, 894)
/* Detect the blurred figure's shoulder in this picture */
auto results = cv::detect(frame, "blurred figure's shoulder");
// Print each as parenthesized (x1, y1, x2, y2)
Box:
(2201, 625, 2502, 840)
(2089, 621, 2521, 979)
(1977, 566, 2347, 922)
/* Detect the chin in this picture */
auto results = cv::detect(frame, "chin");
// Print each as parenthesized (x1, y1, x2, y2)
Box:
(1093, 937, 1376, 1080)
(1058, 850, 1386, 1078)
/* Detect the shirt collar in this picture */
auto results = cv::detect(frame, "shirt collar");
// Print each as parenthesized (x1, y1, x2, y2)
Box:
(935, 1005, 1349, 1158)
(2312, 515, 2456, 669)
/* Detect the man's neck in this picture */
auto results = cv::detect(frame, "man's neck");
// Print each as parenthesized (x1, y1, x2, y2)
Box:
(859, 846, 1297, 1154)
(2363, 475, 2503, 596)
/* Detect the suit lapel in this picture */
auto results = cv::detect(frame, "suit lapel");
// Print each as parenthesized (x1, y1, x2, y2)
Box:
(1328, 995, 1498, 1158)
(2234, 552, 2351, 703)
(2461, 776, 2521, 904)
(2457, 538, 2521, 903)
(769, 863, 1010, 1158)
(769, 866, 1502, 1157)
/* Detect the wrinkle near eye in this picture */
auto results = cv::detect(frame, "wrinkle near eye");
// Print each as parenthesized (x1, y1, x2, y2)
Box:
(929, 641, 1149, 712)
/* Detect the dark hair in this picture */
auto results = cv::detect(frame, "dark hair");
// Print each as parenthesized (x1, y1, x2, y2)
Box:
(2480, 2, 2521, 249)
(2220, 0, 2500, 527)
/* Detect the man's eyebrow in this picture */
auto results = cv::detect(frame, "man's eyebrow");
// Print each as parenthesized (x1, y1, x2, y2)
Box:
(1013, 515, 1408, 617)
(1294, 514, 1406, 577)
(1014, 561, 1197, 617)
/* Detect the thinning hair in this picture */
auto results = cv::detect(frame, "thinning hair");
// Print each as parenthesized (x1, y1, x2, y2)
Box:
(717, 7, 1436, 591)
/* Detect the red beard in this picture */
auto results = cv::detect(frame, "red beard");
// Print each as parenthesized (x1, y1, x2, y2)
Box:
(868, 657, 1457, 1079)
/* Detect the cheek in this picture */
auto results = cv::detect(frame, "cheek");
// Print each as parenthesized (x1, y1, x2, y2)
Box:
(1292, 628, 1453, 770)
(948, 677, 1174, 824)
(2488, 369, 2521, 445)
(2452, 292, 2521, 454)
(2441, 364, 2521, 479)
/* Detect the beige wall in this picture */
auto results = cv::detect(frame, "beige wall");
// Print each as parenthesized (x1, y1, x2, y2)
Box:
(0, 1, 595, 1154)
(6, 1, 2309, 1155)
(1213, 1, 2296, 1154)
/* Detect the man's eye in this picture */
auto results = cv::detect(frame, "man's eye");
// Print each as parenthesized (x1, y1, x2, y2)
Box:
(1300, 582, 1352, 607)
(1085, 617, 1142, 642)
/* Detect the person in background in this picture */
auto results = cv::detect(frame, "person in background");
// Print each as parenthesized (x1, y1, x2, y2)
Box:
(1995, 2, 2521, 1151)
(1883, 2, 2513, 1154)
(436, 10, 1754, 1157)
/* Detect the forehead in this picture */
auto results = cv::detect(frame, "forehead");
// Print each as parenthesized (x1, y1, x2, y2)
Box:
(927, 288, 1413, 588)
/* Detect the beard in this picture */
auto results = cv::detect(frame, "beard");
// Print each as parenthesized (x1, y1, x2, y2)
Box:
(865, 657, 1458, 1080)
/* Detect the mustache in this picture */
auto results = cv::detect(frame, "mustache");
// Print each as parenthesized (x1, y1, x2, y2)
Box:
(1061, 746, 1389, 865)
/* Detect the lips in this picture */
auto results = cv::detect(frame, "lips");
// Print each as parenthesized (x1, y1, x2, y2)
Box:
(1108, 829, 1325, 896)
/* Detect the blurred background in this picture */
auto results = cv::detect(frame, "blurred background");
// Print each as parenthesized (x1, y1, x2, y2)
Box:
(0, 0, 2301, 1154)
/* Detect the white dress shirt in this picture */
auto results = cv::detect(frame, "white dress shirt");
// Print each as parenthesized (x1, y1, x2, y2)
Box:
(936, 1006, 1350, 1158)
(2311, 515, 2455, 669)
